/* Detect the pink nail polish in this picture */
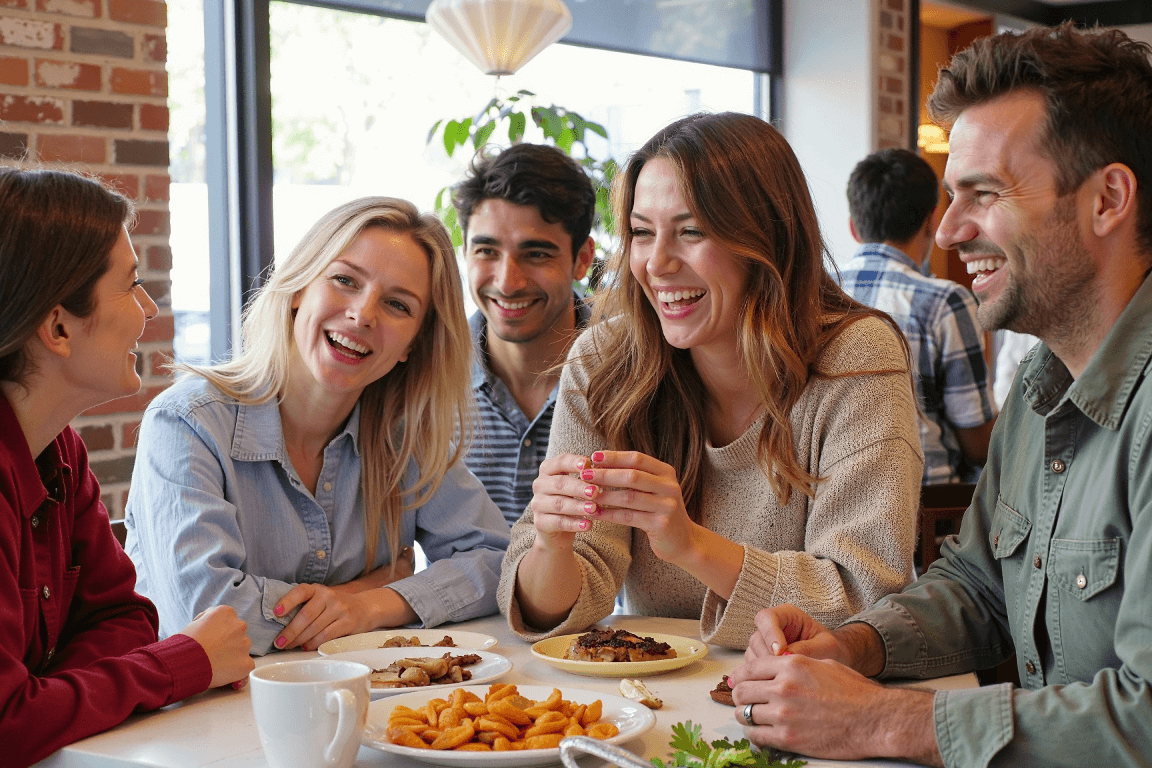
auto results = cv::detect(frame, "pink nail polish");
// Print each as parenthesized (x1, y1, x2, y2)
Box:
(782, 651, 793, 656)
(591, 451, 605, 463)
(273, 605, 284, 616)
(576, 457, 588, 471)
(579, 519, 590, 530)
(581, 469, 594, 481)
(275, 637, 286, 648)
(584, 485, 596, 498)
(584, 501, 596, 514)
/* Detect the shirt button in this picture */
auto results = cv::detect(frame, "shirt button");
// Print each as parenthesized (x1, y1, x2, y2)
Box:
(42, 586, 51, 599)
(1034, 555, 1042, 569)
(523, 438, 532, 447)
(1051, 459, 1066, 473)
(30, 515, 40, 528)
(316, 550, 326, 560)
(45, 647, 55, 663)
(1025, 660, 1036, 674)
(1076, 573, 1087, 589)
(323, 482, 332, 492)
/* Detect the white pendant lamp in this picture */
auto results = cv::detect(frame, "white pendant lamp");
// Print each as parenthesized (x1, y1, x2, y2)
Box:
(426, 0, 573, 76)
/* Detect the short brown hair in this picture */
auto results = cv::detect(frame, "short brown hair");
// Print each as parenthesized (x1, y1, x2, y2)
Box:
(0, 168, 133, 384)
(928, 22, 1152, 252)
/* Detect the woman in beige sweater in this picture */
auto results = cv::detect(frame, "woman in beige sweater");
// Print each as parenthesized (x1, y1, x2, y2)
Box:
(497, 113, 922, 649)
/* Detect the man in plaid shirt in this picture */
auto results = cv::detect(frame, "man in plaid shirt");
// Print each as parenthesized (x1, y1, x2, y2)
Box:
(840, 148, 996, 483)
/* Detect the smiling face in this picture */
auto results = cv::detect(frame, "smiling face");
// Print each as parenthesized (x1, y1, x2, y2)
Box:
(65, 228, 157, 407)
(937, 90, 1097, 337)
(289, 226, 430, 407)
(466, 198, 592, 347)
(628, 157, 748, 360)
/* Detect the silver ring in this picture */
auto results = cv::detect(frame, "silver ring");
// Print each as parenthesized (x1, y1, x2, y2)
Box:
(742, 703, 756, 726)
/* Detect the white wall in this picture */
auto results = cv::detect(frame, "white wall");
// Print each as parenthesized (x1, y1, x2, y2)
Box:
(779, 0, 875, 266)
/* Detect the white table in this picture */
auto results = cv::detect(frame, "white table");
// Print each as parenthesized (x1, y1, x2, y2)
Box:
(34, 614, 976, 768)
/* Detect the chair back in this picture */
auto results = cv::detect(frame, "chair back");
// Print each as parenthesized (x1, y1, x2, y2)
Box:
(109, 518, 128, 548)
(918, 482, 976, 569)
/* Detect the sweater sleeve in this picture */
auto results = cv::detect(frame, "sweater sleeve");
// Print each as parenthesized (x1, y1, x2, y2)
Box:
(0, 431, 212, 767)
(498, 329, 633, 640)
(700, 318, 922, 647)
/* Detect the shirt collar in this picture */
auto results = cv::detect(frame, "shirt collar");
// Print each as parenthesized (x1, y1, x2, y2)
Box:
(470, 291, 590, 390)
(1020, 271, 1152, 428)
(0, 392, 67, 517)
(231, 396, 362, 461)
(850, 242, 922, 273)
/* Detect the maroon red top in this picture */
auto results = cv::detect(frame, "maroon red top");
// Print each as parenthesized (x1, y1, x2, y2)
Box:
(0, 394, 212, 767)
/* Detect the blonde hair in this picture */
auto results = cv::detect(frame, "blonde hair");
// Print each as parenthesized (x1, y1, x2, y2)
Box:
(177, 197, 473, 572)
(587, 113, 908, 516)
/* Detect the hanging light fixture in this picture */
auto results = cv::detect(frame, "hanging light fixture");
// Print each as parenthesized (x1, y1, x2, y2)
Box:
(426, 0, 573, 77)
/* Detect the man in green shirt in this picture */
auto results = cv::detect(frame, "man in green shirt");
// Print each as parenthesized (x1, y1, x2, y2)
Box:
(730, 22, 1152, 768)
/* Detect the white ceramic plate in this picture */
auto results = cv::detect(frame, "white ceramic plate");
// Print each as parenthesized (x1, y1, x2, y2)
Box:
(317, 629, 498, 656)
(322, 648, 512, 700)
(361, 684, 656, 767)
(530, 632, 708, 677)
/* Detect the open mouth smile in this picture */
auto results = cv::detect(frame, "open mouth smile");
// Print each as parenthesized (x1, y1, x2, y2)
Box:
(656, 288, 706, 310)
(966, 257, 1006, 290)
(325, 331, 371, 359)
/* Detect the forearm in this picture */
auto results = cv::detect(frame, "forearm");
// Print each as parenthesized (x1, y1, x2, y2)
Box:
(514, 539, 583, 630)
(365, 587, 419, 628)
(873, 686, 943, 767)
(667, 524, 745, 600)
(834, 621, 886, 677)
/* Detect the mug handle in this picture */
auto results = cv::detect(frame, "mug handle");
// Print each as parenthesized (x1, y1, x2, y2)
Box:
(324, 688, 358, 767)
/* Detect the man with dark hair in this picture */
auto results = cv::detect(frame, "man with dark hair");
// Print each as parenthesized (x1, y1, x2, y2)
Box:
(730, 23, 1152, 767)
(842, 148, 996, 483)
(452, 143, 595, 526)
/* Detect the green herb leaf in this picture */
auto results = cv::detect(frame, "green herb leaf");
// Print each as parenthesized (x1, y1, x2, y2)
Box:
(650, 721, 807, 768)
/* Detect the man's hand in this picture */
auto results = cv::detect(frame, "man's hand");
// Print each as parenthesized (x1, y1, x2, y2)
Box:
(746, 605, 849, 664)
(729, 653, 942, 766)
(178, 605, 254, 688)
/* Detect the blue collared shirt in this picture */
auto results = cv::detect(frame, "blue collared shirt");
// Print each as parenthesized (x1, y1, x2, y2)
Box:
(465, 294, 590, 526)
(856, 272, 1152, 767)
(839, 243, 996, 483)
(125, 376, 510, 655)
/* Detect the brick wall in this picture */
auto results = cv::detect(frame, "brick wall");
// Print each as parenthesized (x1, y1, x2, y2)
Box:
(875, 0, 912, 149)
(1, 0, 171, 520)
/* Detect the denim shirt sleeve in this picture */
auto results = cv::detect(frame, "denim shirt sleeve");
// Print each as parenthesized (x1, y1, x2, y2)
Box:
(125, 395, 296, 656)
(387, 461, 510, 628)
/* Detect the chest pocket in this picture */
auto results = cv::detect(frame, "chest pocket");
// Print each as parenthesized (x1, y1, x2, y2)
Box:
(990, 496, 1031, 559)
(1048, 538, 1120, 600)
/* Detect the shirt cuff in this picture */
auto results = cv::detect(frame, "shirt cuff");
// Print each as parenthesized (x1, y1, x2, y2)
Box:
(933, 683, 1014, 768)
(149, 633, 214, 703)
(700, 545, 777, 648)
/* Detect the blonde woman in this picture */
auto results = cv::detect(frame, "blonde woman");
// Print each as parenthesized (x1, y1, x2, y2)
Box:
(498, 113, 921, 648)
(126, 198, 510, 655)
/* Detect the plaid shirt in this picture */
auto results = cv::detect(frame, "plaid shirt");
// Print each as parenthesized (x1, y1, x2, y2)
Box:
(838, 243, 996, 483)
(465, 294, 591, 527)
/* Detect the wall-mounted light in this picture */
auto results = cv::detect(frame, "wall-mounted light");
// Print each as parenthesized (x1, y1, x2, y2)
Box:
(426, 0, 573, 77)
(918, 124, 949, 154)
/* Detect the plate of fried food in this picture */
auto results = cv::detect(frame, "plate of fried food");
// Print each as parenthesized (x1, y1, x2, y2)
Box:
(317, 629, 499, 656)
(361, 683, 656, 767)
(530, 628, 707, 677)
(322, 648, 512, 699)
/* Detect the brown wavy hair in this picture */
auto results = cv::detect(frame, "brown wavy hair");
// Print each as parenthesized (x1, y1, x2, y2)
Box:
(585, 112, 908, 517)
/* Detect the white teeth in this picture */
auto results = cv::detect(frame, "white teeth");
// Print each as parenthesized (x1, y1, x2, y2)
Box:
(966, 258, 1006, 275)
(327, 331, 370, 355)
(656, 289, 705, 303)
(493, 298, 532, 310)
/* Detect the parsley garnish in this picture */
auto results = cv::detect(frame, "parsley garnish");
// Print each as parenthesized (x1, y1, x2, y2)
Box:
(650, 721, 807, 768)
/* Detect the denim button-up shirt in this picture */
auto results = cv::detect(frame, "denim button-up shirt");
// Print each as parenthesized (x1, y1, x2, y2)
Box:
(856, 273, 1152, 767)
(125, 377, 510, 655)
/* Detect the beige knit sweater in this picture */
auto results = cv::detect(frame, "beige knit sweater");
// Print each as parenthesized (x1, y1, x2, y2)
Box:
(497, 316, 922, 649)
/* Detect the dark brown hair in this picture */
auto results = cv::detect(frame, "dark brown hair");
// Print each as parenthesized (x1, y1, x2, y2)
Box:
(928, 22, 1152, 252)
(586, 112, 908, 514)
(0, 168, 133, 384)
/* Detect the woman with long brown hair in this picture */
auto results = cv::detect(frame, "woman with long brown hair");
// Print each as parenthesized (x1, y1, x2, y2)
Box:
(498, 113, 921, 647)
(0, 168, 253, 766)
(126, 197, 509, 655)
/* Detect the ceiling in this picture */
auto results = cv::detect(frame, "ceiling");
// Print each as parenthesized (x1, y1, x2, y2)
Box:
(938, 0, 1152, 25)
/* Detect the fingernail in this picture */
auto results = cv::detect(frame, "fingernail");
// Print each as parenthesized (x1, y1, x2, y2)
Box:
(275, 636, 286, 648)
(581, 469, 594, 481)
(591, 451, 605, 463)
(579, 519, 590, 530)
(232, 680, 244, 690)
(726, 676, 732, 687)
(584, 501, 597, 514)
(273, 605, 284, 616)
(584, 485, 596, 498)
(576, 457, 588, 471)
(771, 642, 780, 655)
(782, 651, 793, 656)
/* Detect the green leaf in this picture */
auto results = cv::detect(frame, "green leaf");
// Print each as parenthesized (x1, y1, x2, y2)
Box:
(473, 120, 497, 149)
(508, 111, 526, 143)
(556, 127, 575, 153)
(652, 721, 807, 768)
(426, 118, 443, 146)
(442, 117, 472, 156)
(587, 121, 608, 139)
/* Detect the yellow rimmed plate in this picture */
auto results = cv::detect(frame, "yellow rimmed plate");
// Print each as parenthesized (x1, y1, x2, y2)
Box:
(530, 632, 707, 677)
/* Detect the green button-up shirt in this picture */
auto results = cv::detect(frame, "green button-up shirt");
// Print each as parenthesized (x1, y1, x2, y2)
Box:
(856, 273, 1152, 767)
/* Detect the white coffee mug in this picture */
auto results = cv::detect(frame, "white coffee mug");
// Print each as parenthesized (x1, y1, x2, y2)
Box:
(249, 658, 371, 768)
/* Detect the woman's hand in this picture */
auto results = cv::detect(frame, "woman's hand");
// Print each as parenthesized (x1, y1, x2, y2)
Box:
(271, 585, 416, 651)
(529, 453, 598, 547)
(178, 605, 254, 688)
